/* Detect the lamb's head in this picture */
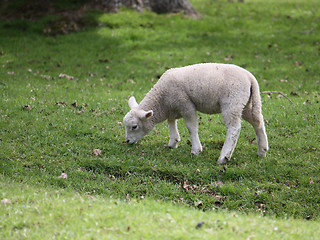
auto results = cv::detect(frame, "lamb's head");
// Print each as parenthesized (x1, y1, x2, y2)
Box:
(123, 97, 154, 144)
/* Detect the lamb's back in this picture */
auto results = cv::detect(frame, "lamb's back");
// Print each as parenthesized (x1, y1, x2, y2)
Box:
(157, 63, 252, 114)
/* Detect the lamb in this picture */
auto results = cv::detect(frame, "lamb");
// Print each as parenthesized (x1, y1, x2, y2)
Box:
(123, 63, 268, 165)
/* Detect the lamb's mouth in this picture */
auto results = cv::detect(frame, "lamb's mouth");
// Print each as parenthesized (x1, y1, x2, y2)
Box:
(126, 139, 136, 144)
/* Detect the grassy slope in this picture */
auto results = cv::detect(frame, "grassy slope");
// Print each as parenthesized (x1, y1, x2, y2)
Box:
(1, 178, 320, 240)
(0, 0, 320, 238)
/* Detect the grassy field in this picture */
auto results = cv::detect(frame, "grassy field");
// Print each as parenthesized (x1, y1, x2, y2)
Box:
(1, 0, 320, 238)
(2, 177, 320, 239)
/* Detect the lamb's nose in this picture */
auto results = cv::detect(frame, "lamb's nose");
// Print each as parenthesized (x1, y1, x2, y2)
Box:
(126, 140, 130, 143)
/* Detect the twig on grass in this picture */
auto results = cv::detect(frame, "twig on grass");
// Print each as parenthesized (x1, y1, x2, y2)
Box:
(260, 91, 293, 104)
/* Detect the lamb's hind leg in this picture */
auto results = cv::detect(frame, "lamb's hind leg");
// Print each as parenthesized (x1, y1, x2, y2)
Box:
(217, 111, 242, 165)
(243, 108, 268, 157)
(168, 119, 180, 149)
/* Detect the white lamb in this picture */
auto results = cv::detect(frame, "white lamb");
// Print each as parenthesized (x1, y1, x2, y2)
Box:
(123, 63, 268, 165)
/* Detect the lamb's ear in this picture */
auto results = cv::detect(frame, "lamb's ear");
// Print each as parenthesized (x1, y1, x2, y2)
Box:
(145, 110, 153, 119)
(138, 110, 153, 120)
(128, 96, 139, 109)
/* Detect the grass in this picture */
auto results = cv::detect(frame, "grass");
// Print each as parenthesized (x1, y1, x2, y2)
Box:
(0, 0, 320, 238)
(2, 178, 320, 240)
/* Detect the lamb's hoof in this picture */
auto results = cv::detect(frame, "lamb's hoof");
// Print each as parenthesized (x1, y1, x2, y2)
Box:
(217, 157, 228, 165)
(258, 148, 268, 157)
(168, 139, 180, 149)
(191, 148, 202, 155)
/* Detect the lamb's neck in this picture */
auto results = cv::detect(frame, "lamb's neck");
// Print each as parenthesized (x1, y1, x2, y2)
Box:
(139, 90, 166, 124)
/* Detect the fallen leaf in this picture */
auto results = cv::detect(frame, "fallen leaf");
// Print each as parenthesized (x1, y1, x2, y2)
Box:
(74, 110, 82, 115)
(196, 221, 205, 229)
(196, 200, 203, 208)
(1, 198, 12, 204)
(290, 91, 299, 96)
(125, 194, 130, 201)
(23, 105, 31, 111)
(59, 73, 74, 80)
(71, 102, 78, 107)
(93, 149, 101, 156)
(182, 180, 190, 191)
(56, 101, 66, 106)
(98, 58, 109, 63)
(214, 195, 226, 202)
(309, 177, 314, 184)
(128, 79, 135, 84)
(224, 54, 234, 62)
(247, 136, 256, 144)
(58, 173, 68, 179)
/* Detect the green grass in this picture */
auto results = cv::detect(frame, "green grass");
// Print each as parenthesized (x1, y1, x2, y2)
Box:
(2, 178, 320, 240)
(0, 0, 320, 238)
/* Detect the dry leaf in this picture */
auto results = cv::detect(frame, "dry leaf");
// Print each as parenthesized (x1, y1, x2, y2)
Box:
(71, 102, 78, 107)
(93, 149, 101, 156)
(128, 79, 135, 84)
(56, 101, 66, 107)
(196, 200, 203, 207)
(224, 54, 234, 62)
(59, 73, 74, 80)
(214, 195, 226, 202)
(58, 173, 68, 179)
(196, 221, 205, 229)
(99, 58, 109, 63)
(125, 194, 130, 201)
(212, 181, 224, 187)
(1, 198, 12, 204)
(23, 105, 31, 111)
(74, 110, 82, 115)
(309, 177, 314, 184)
(183, 180, 190, 191)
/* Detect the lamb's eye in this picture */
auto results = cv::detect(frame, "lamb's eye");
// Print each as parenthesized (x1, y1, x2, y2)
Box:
(132, 125, 138, 130)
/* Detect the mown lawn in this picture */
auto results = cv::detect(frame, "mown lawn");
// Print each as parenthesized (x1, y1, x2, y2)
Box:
(0, 0, 320, 238)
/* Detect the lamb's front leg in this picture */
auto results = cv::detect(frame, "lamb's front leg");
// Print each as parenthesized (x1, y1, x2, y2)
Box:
(168, 119, 180, 149)
(184, 115, 202, 155)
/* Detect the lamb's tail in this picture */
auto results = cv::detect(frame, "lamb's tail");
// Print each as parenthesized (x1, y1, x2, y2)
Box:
(248, 73, 269, 156)
(249, 74, 262, 120)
